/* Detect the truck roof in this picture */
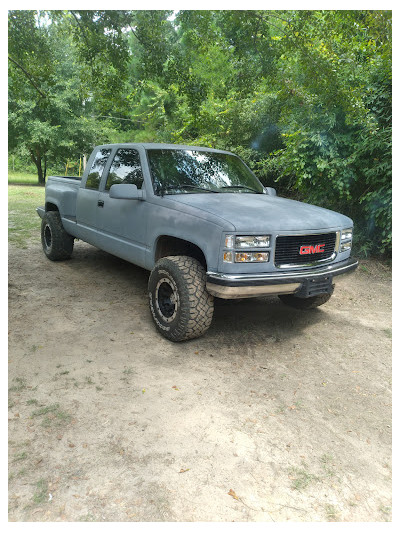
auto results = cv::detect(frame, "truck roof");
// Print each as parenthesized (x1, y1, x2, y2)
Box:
(94, 143, 234, 154)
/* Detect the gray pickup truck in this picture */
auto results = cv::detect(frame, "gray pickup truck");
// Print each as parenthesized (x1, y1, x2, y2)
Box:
(37, 143, 358, 341)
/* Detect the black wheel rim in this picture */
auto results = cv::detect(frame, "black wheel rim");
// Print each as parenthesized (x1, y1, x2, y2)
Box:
(44, 224, 52, 249)
(155, 278, 179, 322)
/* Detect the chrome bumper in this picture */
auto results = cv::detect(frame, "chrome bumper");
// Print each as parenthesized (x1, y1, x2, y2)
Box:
(206, 257, 358, 299)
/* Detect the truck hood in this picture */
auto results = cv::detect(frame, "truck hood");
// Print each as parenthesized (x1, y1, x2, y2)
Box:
(169, 193, 352, 232)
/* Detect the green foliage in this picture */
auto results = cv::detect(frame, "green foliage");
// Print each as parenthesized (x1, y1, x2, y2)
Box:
(8, 11, 112, 183)
(8, 9, 392, 255)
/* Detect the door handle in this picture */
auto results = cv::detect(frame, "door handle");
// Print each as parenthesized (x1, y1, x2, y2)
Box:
(98, 200, 104, 207)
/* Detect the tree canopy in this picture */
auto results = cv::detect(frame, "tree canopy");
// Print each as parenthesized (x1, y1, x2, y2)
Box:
(8, 9, 391, 255)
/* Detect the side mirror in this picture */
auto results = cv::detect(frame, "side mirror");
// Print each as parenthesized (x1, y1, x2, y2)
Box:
(264, 186, 277, 196)
(109, 183, 144, 200)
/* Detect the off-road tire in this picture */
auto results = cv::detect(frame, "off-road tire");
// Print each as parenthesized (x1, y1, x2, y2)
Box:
(278, 292, 332, 309)
(41, 211, 74, 261)
(148, 256, 214, 342)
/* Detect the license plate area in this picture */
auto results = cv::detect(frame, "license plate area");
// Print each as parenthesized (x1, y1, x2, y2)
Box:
(295, 275, 334, 298)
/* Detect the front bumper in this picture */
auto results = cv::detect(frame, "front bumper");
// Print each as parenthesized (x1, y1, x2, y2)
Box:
(206, 257, 358, 299)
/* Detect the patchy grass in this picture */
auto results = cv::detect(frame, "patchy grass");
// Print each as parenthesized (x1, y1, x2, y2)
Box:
(32, 479, 48, 505)
(9, 377, 27, 393)
(31, 403, 71, 427)
(121, 366, 135, 384)
(26, 399, 39, 406)
(325, 503, 340, 521)
(379, 505, 392, 521)
(8, 184, 45, 248)
(12, 451, 28, 463)
(320, 453, 338, 479)
(383, 328, 392, 339)
(53, 370, 70, 381)
(288, 465, 320, 491)
(78, 513, 97, 522)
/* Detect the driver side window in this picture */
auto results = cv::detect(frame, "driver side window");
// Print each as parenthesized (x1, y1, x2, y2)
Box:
(105, 149, 143, 191)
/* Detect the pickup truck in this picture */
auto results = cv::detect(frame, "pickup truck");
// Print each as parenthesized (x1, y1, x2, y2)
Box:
(37, 143, 358, 341)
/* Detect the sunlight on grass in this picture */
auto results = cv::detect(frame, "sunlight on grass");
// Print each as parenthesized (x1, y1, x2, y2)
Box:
(8, 180, 45, 248)
(8, 172, 39, 185)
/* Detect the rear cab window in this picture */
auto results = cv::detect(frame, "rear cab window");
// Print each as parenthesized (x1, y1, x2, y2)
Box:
(85, 149, 111, 190)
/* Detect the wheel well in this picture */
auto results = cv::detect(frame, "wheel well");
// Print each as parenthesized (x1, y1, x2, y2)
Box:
(155, 236, 207, 270)
(45, 202, 59, 212)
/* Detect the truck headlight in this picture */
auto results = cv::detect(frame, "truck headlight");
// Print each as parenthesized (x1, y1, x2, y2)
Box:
(235, 252, 269, 263)
(225, 235, 234, 248)
(235, 235, 271, 248)
(340, 228, 353, 252)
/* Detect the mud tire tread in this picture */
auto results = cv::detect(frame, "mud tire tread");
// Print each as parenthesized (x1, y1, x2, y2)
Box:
(148, 256, 214, 342)
(41, 211, 74, 261)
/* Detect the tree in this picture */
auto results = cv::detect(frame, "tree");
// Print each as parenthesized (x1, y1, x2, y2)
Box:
(8, 9, 391, 255)
(129, 9, 391, 254)
(8, 10, 109, 183)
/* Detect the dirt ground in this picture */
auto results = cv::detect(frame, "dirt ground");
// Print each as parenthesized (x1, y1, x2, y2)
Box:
(8, 239, 392, 522)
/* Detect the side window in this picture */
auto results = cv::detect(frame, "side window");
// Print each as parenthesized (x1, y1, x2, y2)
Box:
(85, 149, 111, 190)
(105, 149, 144, 191)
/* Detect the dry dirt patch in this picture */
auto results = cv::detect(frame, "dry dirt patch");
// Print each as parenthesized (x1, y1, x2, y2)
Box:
(8, 240, 392, 522)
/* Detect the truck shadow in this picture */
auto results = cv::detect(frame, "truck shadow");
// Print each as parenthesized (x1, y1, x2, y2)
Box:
(208, 296, 327, 346)
(66, 243, 328, 346)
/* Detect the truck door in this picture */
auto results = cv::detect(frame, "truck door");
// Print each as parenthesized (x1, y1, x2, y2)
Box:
(96, 148, 149, 268)
(75, 148, 112, 245)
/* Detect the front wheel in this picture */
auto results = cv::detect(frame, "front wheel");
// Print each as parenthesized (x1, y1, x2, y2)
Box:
(148, 256, 214, 342)
(278, 292, 333, 309)
(41, 211, 74, 261)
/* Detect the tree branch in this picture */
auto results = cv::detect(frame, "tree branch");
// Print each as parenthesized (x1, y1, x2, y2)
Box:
(69, 11, 95, 66)
(129, 25, 145, 46)
(8, 55, 46, 98)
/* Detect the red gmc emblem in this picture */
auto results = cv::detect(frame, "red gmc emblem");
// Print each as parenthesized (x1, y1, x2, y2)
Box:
(299, 244, 325, 255)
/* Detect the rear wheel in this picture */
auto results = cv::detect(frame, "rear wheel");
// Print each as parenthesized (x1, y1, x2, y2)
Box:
(148, 256, 214, 341)
(278, 292, 332, 309)
(41, 211, 74, 261)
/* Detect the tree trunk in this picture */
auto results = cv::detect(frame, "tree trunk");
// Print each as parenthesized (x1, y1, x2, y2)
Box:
(29, 148, 45, 185)
(43, 154, 47, 182)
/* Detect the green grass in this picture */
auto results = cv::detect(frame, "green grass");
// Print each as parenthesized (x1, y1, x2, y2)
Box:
(325, 504, 340, 521)
(9, 377, 27, 393)
(26, 399, 39, 406)
(31, 403, 71, 427)
(289, 465, 320, 491)
(383, 328, 392, 339)
(12, 451, 28, 463)
(32, 479, 48, 505)
(8, 171, 39, 186)
(8, 177, 45, 248)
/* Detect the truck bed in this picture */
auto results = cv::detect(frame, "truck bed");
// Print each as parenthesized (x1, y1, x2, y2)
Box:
(37, 175, 81, 221)
(48, 175, 82, 182)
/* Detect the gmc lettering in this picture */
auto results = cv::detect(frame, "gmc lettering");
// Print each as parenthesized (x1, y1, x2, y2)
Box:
(299, 244, 325, 255)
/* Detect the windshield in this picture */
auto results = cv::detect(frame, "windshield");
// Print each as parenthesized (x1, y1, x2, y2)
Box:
(146, 149, 264, 195)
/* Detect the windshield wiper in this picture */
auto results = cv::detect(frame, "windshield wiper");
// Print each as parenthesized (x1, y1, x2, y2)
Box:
(220, 185, 261, 193)
(162, 184, 220, 195)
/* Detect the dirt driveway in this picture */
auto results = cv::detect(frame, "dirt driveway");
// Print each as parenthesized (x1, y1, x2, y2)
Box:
(8, 240, 392, 522)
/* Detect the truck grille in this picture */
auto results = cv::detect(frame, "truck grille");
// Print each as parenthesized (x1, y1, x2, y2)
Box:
(274, 232, 337, 267)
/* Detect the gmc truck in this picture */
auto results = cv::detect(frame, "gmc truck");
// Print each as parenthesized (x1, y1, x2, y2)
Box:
(37, 143, 358, 341)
